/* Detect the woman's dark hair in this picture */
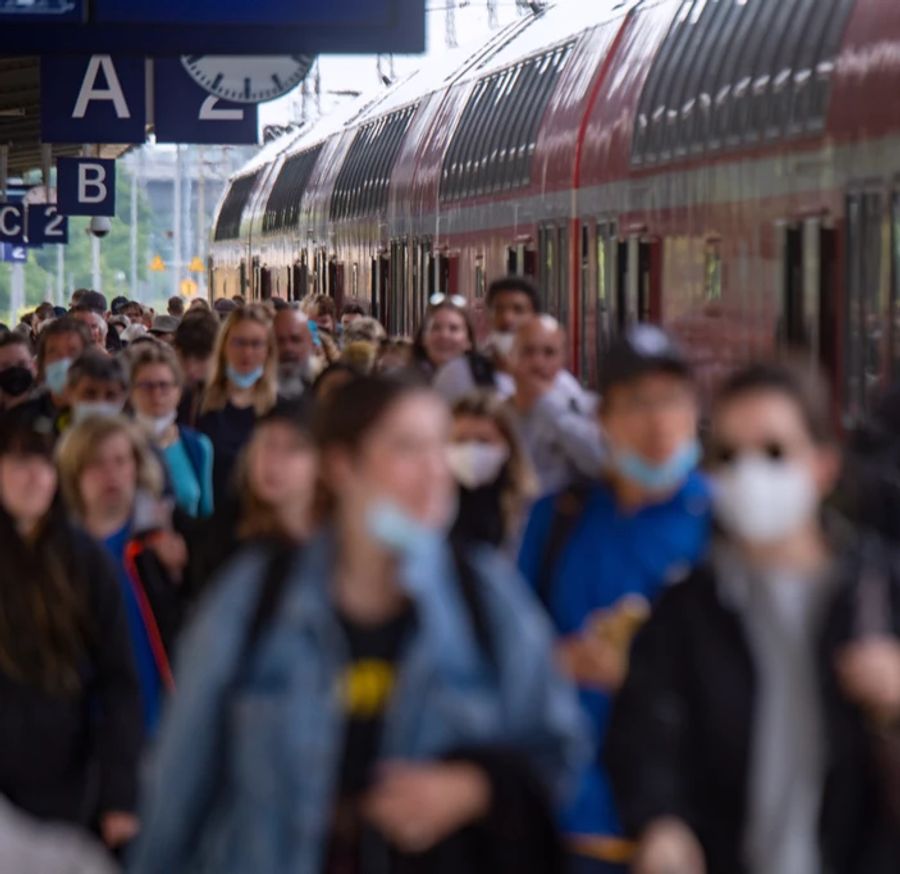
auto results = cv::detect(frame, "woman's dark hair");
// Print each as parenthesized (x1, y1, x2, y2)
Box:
(0, 418, 91, 695)
(311, 362, 364, 402)
(313, 373, 430, 454)
(411, 302, 477, 371)
(713, 359, 834, 445)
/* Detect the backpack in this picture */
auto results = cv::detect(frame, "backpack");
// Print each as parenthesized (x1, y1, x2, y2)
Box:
(238, 541, 497, 674)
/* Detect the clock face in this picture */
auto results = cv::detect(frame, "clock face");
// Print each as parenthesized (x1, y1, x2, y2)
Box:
(181, 55, 313, 104)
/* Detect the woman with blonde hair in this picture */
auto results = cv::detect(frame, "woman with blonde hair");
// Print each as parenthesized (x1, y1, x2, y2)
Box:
(198, 304, 278, 506)
(448, 391, 539, 551)
(58, 416, 184, 737)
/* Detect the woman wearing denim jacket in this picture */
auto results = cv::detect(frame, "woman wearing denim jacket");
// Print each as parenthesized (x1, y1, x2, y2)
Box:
(130, 374, 588, 874)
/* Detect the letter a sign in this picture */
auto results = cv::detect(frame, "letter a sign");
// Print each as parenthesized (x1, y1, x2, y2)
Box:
(41, 55, 145, 144)
(57, 157, 116, 217)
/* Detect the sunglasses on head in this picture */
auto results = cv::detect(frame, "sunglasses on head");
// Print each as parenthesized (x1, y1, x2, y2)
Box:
(429, 293, 467, 309)
(711, 441, 790, 467)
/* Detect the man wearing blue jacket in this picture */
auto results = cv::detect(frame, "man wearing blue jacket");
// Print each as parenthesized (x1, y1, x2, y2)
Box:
(519, 324, 712, 874)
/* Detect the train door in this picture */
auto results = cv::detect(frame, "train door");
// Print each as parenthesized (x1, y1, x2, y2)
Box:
(507, 242, 534, 277)
(845, 193, 885, 421)
(389, 239, 410, 334)
(616, 234, 660, 329)
(371, 253, 390, 322)
(239, 260, 248, 298)
(578, 221, 619, 387)
(292, 254, 309, 302)
(781, 218, 838, 379)
(328, 259, 345, 309)
(538, 223, 570, 330)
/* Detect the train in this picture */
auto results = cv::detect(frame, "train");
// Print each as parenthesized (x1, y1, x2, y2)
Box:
(209, 0, 900, 420)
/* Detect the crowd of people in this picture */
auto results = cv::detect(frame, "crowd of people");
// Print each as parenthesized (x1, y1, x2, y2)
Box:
(0, 278, 898, 874)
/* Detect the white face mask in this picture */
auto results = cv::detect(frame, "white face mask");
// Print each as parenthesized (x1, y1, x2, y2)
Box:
(712, 455, 818, 545)
(446, 442, 510, 490)
(486, 331, 515, 359)
(135, 410, 177, 438)
(72, 400, 124, 424)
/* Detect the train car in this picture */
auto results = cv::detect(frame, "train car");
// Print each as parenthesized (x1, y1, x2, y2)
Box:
(210, 0, 900, 421)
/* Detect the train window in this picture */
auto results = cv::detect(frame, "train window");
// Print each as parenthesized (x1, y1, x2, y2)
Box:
(330, 105, 418, 221)
(633, 0, 854, 166)
(213, 171, 260, 241)
(845, 194, 886, 422)
(440, 43, 573, 203)
(262, 145, 323, 234)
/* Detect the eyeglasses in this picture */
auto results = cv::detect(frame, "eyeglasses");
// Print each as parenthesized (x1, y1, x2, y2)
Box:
(134, 380, 177, 393)
(711, 441, 791, 467)
(429, 293, 467, 309)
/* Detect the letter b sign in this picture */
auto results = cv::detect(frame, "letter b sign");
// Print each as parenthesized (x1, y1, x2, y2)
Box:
(57, 157, 116, 217)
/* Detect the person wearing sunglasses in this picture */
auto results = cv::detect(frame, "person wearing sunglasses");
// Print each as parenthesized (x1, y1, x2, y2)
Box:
(518, 324, 711, 874)
(433, 277, 542, 404)
(606, 360, 900, 874)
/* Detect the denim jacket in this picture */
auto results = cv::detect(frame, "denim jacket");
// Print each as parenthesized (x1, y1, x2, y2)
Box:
(129, 533, 589, 874)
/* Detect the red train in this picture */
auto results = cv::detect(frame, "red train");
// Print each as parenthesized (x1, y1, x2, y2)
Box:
(209, 0, 900, 418)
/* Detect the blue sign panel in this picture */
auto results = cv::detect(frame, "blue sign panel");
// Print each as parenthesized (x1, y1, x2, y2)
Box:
(28, 205, 69, 245)
(41, 55, 146, 144)
(0, 0, 82, 20)
(0, 0, 424, 54)
(154, 60, 258, 145)
(96, 0, 386, 25)
(57, 157, 116, 217)
(0, 243, 28, 263)
(0, 204, 26, 244)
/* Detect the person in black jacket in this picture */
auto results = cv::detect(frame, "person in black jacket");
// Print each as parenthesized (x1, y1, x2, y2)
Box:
(606, 361, 900, 874)
(0, 415, 142, 850)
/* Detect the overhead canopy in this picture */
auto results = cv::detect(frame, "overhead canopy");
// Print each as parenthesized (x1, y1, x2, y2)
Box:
(0, 56, 129, 180)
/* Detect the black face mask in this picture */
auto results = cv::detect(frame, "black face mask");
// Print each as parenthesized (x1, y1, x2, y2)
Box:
(0, 365, 35, 398)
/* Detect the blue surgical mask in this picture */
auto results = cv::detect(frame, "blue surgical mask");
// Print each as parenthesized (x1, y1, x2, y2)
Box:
(72, 400, 124, 423)
(44, 357, 72, 396)
(612, 438, 700, 494)
(227, 364, 264, 390)
(366, 499, 440, 557)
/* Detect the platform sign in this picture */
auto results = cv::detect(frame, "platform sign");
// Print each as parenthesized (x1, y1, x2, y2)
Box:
(96, 0, 394, 26)
(0, 0, 83, 21)
(0, 243, 27, 263)
(153, 60, 258, 145)
(41, 55, 146, 144)
(0, 0, 425, 54)
(0, 204, 26, 245)
(28, 205, 68, 245)
(57, 157, 116, 217)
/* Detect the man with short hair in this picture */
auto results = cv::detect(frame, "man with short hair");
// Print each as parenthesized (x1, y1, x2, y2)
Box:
(274, 306, 317, 400)
(0, 332, 36, 412)
(168, 296, 186, 318)
(6, 317, 92, 429)
(433, 275, 541, 403)
(65, 350, 129, 425)
(518, 324, 711, 874)
(174, 310, 219, 427)
(509, 315, 604, 496)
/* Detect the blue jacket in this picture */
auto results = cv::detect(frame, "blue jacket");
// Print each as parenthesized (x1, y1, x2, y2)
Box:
(129, 533, 589, 874)
(518, 473, 712, 839)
